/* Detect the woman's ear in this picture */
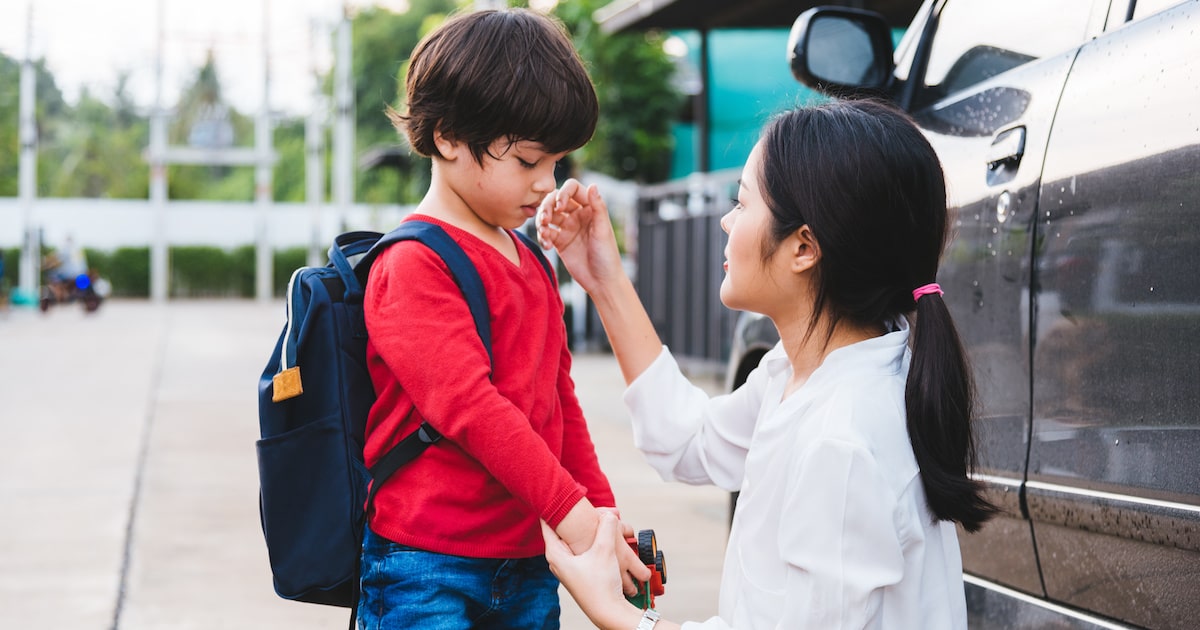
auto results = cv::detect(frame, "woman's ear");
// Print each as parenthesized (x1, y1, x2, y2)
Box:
(432, 127, 460, 161)
(789, 225, 821, 274)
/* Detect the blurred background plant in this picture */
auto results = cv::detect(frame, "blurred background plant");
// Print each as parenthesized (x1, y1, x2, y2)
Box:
(0, 0, 682, 296)
(0, 0, 679, 205)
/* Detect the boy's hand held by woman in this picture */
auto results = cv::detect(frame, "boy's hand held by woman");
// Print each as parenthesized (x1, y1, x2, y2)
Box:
(543, 513, 660, 630)
(553, 500, 650, 598)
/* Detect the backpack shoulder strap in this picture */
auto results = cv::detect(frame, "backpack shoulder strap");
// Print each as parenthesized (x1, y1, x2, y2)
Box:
(361, 223, 554, 507)
(513, 229, 554, 283)
(356, 220, 494, 506)
(358, 220, 493, 367)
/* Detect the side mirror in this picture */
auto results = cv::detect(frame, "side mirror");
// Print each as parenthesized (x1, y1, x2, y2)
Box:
(788, 6, 895, 95)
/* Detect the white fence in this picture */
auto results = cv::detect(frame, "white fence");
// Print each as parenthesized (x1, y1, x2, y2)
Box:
(0, 198, 413, 251)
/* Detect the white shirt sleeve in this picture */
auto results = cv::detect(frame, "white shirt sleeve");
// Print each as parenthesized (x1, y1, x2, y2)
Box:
(622, 346, 766, 491)
(777, 437, 906, 628)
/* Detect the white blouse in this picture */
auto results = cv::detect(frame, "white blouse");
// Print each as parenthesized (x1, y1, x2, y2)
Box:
(623, 319, 966, 630)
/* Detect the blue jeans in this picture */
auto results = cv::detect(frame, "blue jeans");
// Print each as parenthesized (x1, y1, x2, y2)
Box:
(357, 524, 561, 629)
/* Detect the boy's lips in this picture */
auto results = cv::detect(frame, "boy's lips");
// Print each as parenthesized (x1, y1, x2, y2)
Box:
(522, 204, 538, 217)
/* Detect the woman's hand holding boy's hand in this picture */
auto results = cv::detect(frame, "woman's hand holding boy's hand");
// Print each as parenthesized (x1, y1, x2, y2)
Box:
(554, 501, 651, 597)
(542, 512, 653, 630)
(536, 179, 626, 297)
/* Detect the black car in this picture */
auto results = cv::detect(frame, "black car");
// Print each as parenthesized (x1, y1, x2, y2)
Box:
(726, 1, 1200, 627)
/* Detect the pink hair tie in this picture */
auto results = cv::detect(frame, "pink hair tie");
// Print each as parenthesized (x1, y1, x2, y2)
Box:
(912, 283, 943, 302)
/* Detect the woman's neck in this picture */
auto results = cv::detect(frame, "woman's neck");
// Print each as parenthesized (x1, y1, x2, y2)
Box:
(775, 314, 885, 397)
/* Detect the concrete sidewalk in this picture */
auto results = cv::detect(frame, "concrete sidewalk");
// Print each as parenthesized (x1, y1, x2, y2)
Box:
(0, 299, 728, 629)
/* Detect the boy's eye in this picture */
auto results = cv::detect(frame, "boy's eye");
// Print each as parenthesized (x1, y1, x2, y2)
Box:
(518, 158, 539, 169)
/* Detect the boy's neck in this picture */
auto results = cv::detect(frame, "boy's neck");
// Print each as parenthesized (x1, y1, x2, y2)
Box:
(415, 174, 517, 260)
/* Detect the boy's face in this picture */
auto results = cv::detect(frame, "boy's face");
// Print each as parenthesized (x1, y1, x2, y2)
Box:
(438, 137, 567, 231)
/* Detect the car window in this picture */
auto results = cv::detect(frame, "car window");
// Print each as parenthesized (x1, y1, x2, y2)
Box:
(917, 0, 1095, 107)
(1133, 0, 1187, 20)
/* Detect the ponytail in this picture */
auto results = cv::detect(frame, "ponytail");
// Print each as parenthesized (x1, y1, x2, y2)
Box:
(758, 100, 997, 532)
(906, 290, 997, 532)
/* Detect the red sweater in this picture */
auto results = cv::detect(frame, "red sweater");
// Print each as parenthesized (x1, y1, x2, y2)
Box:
(362, 216, 615, 558)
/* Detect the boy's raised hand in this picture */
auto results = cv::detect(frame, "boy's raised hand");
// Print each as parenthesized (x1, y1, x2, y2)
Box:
(536, 179, 624, 295)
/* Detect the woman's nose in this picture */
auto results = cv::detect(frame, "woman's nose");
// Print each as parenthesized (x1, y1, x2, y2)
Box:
(719, 209, 735, 234)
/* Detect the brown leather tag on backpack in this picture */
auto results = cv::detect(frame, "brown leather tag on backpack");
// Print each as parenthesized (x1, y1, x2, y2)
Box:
(272, 366, 304, 402)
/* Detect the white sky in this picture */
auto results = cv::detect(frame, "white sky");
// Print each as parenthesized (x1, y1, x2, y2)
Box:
(0, 0, 413, 117)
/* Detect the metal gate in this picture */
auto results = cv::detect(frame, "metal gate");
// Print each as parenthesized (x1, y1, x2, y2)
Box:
(631, 170, 740, 368)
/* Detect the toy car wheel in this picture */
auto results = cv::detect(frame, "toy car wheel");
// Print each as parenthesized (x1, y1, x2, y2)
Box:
(637, 529, 657, 565)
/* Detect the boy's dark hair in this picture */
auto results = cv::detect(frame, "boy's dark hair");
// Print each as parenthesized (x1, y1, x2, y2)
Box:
(389, 8, 598, 164)
(757, 99, 997, 532)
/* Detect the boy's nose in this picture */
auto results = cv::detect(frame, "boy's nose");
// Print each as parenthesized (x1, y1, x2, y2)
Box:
(534, 168, 556, 193)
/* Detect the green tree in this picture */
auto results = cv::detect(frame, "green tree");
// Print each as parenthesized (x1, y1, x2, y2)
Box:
(270, 119, 308, 203)
(165, 51, 257, 200)
(550, 0, 681, 182)
(348, 0, 681, 197)
(0, 54, 18, 197)
(0, 53, 68, 197)
(41, 87, 149, 198)
(348, 0, 456, 203)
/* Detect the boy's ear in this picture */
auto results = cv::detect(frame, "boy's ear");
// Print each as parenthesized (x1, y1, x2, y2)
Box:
(432, 128, 461, 161)
(788, 225, 821, 274)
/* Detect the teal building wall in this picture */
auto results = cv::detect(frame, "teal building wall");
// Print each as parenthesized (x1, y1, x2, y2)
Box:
(668, 28, 905, 179)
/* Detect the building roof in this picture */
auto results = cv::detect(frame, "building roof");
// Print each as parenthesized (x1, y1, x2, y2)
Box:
(594, 0, 923, 33)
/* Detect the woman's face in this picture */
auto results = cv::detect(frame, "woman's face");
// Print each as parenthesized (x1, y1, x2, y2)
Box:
(719, 141, 784, 314)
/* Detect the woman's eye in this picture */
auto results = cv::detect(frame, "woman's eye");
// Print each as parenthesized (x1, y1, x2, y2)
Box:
(730, 198, 744, 211)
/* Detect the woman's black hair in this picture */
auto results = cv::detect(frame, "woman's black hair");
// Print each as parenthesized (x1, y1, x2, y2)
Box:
(389, 8, 598, 164)
(757, 99, 996, 531)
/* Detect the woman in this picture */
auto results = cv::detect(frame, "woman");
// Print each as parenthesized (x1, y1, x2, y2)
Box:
(537, 100, 995, 630)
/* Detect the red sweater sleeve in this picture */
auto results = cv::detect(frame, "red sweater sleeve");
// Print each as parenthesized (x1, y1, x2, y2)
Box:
(556, 342, 616, 508)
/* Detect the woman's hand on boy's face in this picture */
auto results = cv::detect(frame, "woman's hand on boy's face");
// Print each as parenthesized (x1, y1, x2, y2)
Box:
(536, 178, 595, 250)
(535, 178, 624, 293)
(536, 180, 585, 251)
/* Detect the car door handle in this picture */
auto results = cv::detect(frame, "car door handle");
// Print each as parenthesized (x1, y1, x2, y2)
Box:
(988, 126, 1026, 171)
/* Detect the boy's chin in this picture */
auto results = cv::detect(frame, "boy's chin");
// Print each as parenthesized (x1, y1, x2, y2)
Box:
(498, 216, 532, 231)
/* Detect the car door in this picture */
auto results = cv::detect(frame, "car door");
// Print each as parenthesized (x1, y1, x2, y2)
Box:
(897, 0, 1107, 597)
(1027, 2, 1200, 627)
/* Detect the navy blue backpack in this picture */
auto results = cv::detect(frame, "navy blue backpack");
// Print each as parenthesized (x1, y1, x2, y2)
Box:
(256, 220, 550, 609)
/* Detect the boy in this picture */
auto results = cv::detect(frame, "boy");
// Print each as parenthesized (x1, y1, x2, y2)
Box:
(359, 8, 646, 628)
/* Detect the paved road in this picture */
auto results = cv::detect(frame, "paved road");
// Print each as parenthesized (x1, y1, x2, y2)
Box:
(0, 299, 728, 629)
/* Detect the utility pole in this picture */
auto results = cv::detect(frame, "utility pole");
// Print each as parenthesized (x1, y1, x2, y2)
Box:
(254, 0, 274, 302)
(18, 1, 39, 298)
(149, 0, 169, 303)
(332, 6, 354, 232)
(144, 0, 278, 301)
(305, 19, 326, 268)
